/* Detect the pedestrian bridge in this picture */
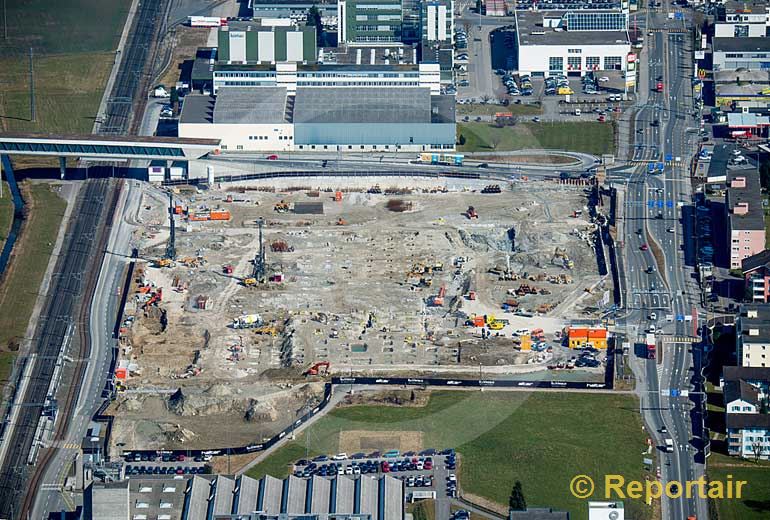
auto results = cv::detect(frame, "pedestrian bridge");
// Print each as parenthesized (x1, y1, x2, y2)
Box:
(0, 133, 220, 161)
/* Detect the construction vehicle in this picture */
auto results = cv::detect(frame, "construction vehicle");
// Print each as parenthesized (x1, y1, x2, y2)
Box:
(432, 262, 444, 272)
(334, 191, 343, 202)
(418, 277, 433, 288)
(233, 314, 262, 329)
(304, 361, 330, 376)
(254, 325, 278, 336)
(154, 258, 174, 268)
(432, 285, 446, 306)
(242, 277, 258, 287)
(336, 217, 347, 225)
(486, 314, 505, 330)
(142, 288, 163, 310)
(222, 265, 234, 274)
(274, 201, 290, 213)
(465, 206, 478, 219)
(368, 185, 382, 194)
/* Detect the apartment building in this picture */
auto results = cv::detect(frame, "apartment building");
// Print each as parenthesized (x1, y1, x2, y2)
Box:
(736, 304, 770, 368)
(726, 169, 765, 270)
(724, 365, 770, 459)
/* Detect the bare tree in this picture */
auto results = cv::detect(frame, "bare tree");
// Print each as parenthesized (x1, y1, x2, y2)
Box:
(481, 94, 491, 104)
(489, 131, 504, 150)
(751, 441, 764, 463)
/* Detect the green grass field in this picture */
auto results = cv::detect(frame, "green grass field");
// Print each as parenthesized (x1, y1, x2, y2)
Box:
(457, 122, 615, 156)
(0, 0, 131, 54)
(457, 103, 542, 116)
(0, 183, 12, 244)
(0, 0, 130, 135)
(246, 391, 651, 520)
(0, 183, 66, 382)
(708, 453, 770, 520)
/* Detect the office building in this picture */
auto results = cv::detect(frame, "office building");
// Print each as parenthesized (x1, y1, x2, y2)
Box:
(421, 0, 453, 43)
(514, 10, 632, 77)
(338, 0, 404, 44)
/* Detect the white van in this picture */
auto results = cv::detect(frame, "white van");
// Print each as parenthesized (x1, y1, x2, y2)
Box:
(574, 108, 581, 116)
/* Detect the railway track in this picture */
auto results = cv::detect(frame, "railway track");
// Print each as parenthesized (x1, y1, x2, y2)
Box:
(0, 179, 120, 519)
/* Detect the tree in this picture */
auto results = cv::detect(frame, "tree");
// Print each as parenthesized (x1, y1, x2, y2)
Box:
(307, 5, 324, 46)
(509, 481, 527, 511)
(751, 441, 764, 463)
(760, 161, 770, 190)
(170, 87, 180, 115)
(458, 134, 466, 146)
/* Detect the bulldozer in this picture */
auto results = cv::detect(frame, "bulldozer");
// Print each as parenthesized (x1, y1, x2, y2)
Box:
(274, 201, 290, 213)
(253, 325, 278, 336)
(153, 258, 174, 268)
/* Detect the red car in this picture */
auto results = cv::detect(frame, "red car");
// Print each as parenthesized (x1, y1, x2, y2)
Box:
(598, 115, 606, 122)
(640, 244, 649, 251)
(381, 461, 390, 473)
(266, 154, 279, 160)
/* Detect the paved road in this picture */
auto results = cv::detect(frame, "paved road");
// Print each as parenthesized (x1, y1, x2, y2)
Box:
(31, 180, 141, 520)
(618, 3, 707, 520)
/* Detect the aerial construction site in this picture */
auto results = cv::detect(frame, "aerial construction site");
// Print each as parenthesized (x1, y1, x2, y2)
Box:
(109, 176, 612, 450)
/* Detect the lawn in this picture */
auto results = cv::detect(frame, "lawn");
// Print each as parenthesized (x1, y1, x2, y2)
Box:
(457, 103, 542, 117)
(0, 183, 66, 382)
(0, 0, 131, 54)
(457, 122, 616, 156)
(246, 391, 652, 520)
(708, 452, 770, 520)
(0, 183, 12, 244)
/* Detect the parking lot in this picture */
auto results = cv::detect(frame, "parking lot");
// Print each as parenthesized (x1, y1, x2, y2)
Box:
(294, 450, 458, 500)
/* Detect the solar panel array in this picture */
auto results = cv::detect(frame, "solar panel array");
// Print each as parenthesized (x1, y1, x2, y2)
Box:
(565, 11, 627, 31)
(516, 1, 623, 10)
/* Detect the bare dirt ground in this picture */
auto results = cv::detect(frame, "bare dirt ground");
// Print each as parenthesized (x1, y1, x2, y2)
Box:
(338, 430, 423, 454)
(109, 178, 611, 450)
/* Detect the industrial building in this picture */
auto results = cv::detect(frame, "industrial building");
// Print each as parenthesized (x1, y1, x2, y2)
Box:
(83, 473, 404, 520)
(179, 86, 455, 152)
(513, 10, 632, 77)
(212, 61, 441, 94)
(217, 20, 317, 64)
(726, 168, 766, 270)
(251, 0, 339, 21)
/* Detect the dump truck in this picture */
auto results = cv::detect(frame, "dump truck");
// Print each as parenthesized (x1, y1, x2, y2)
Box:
(233, 314, 262, 329)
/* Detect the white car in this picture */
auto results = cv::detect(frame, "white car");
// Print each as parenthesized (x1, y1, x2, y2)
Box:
(598, 76, 610, 82)
(649, 312, 657, 321)
(332, 453, 348, 460)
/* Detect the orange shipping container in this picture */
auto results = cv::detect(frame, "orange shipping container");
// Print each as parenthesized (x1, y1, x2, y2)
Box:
(115, 367, 128, 380)
(188, 212, 210, 221)
(209, 210, 231, 221)
(472, 316, 485, 327)
(334, 191, 343, 202)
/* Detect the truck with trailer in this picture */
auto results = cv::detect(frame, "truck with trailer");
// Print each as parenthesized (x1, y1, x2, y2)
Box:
(646, 333, 656, 360)
(188, 16, 228, 27)
(419, 153, 464, 166)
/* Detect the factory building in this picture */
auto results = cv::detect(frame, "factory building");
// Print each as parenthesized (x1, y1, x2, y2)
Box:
(217, 20, 317, 64)
(251, 0, 339, 22)
(83, 473, 405, 520)
(513, 10, 632, 77)
(212, 61, 441, 94)
(179, 86, 455, 152)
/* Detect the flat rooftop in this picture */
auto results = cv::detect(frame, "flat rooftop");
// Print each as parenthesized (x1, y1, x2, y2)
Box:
(727, 168, 765, 231)
(516, 10, 630, 47)
(214, 86, 289, 124)
(321, 44, 419, 66)
(714, 37, 770, 53)
(293, 87, 433, 124)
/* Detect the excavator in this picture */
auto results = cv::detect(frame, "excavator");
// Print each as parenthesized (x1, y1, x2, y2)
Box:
(304, 361, 330, 377)
(142, 288, 163, 310)
(274, 201, 290, 213)
(432, 285, 446, 306)
(242, 277, 258, 287)
(253, 325, 278, 336)
(154, 258, 174, 268)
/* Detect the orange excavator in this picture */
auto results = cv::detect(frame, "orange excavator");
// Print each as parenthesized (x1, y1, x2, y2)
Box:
(432, 285, 446, 306)
(142, 288, 163, 310)
(304, 361, 330, 376)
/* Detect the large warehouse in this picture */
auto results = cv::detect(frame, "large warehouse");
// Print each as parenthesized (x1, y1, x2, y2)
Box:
(513, 10, 632, 76)
(84, 474, 405, 520)
(179, 85, 456, 152)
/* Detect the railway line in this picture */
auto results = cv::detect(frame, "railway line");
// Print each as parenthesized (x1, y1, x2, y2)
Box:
(0, 180, 120, 519)
(101, 0, 170, 135)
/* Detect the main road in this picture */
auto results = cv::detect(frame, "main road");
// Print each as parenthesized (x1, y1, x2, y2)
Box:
(620, 3, 707, 520)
